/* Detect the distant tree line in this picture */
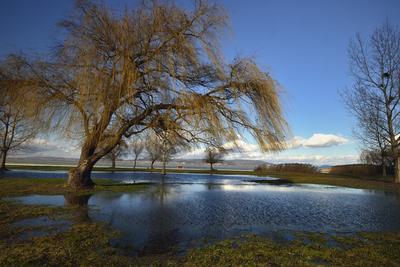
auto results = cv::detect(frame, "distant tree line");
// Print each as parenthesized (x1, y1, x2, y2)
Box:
(329, 164, 383, 177)
(254, 163, 319, 174)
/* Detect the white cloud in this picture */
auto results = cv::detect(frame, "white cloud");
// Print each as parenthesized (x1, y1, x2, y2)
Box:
(287, 133, 348, 149)
(256, 154, 359, 165)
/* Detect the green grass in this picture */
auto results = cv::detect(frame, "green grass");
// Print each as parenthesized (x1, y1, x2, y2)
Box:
(255, 171, 400, 192)
(0, 199, 132, 267)
(1, 198, 400, 266)
(5, 163, 257, 175)
(5, 164, 138, 172)
(183, 232, 400, 267)
(0, 178, 150, 198)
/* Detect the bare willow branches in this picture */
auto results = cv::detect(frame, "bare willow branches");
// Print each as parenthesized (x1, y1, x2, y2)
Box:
(23, 0, 287, 189)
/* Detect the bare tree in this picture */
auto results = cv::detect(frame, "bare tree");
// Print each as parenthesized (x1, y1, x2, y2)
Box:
(130, 139, 144, 171)
(204, 147, 225, 172)
(159, 137, 177, 175)
(0, 56, 39, 171)
(158, 128, 189, 175)
(103, 139, 127, 170)
(344, 21, 400, 182)
(26, 1, 287, 189)
(344, 90, 391, 176)
(360, 149, 393, 176)
(146, 134, 161, 170)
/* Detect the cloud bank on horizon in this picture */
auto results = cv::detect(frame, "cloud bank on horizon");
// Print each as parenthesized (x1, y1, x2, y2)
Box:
(13, 133, 354, 165)
(178, 133, 355, 165)
(11, 133, 355, 166)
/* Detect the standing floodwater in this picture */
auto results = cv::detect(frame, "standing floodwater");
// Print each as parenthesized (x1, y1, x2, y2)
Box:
(9, 172, 400, 255)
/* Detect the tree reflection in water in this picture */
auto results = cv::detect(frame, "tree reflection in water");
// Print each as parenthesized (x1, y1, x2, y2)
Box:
(138, 180, 182, 255)
(63, 194, 92, 223)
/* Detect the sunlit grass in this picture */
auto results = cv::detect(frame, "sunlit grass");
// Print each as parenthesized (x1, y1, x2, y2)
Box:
(258, 172, 400, 192)
(184, 233, 400, 266)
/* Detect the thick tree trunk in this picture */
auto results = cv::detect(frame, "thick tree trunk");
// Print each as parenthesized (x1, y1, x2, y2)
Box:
(0, 150, 8, 171)
(394, 157, 400, 183)
(210, 163, 213, 173)
(67, 162, 95, 190)
(66, 127, 123, 189)
(151, 160, 155, 170)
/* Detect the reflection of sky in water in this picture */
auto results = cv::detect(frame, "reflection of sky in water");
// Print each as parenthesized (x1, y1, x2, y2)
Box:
(9, 181, 400, 255)
(1, 170, 275, 185)
(10, 194, 65, 205)
(220, 184, 378, 195)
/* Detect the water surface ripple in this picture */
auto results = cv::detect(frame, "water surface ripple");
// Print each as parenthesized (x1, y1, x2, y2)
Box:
(6, 171, 400, 255)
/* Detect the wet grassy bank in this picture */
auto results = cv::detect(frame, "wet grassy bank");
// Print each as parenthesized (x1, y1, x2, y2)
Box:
(1, 198, 400, 266)
(2, 164, 400, 192)
(0, 177, 399, 266)
(0, 177, 150, 197)
(254, 172, 400, 193)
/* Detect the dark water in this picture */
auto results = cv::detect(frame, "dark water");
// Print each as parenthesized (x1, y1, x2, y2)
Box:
(6, 171, 400, 255)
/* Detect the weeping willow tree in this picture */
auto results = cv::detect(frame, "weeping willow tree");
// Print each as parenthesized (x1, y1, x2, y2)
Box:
(27, 0, 287, 189)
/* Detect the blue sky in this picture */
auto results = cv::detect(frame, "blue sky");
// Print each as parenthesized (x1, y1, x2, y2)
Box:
(1, 0, 400, 164)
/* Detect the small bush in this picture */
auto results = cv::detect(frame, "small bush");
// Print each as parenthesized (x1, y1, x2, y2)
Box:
(254, 163, 319, 174)
(329, 164, 381, 177)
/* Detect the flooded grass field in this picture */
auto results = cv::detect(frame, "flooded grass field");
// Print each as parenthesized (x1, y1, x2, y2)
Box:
(4, 171, 400, 256)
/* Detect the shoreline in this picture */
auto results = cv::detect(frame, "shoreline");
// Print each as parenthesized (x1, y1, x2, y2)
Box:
(2, 164, 400, 193)
(0, 176, 399, 265)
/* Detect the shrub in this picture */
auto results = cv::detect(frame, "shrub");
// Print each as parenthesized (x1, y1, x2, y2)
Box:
(254, 163, 319, 174)
(329, 164, 381, 177)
